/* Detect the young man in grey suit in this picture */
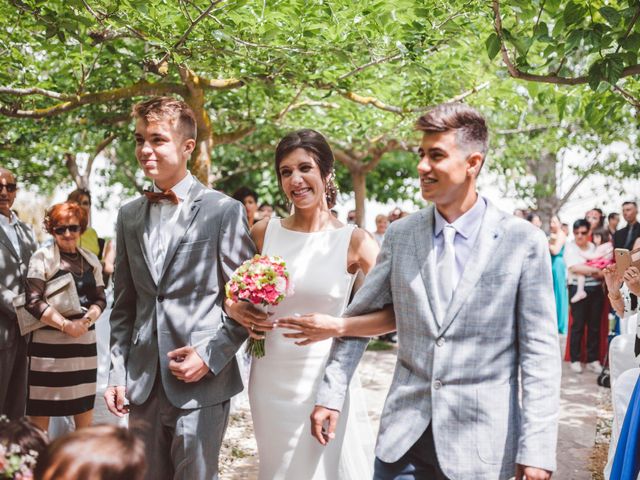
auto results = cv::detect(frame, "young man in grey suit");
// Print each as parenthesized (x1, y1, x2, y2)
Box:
(306, 104, 560, 480)
(0, 168, 38, 419)
(104, 97, 261, 480)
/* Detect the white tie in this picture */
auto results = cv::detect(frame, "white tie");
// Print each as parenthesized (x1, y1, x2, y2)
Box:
(437, 225, 457, 315)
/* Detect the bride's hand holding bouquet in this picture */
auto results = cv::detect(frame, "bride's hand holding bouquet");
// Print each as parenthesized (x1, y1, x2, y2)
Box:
(225, 255, 292, 357)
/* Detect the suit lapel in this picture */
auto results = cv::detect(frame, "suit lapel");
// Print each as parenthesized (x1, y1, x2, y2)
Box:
(0, 221, 20, 261)
(134, 199, 158, 286)
(415, 207, 442, 327)
(14, 221, 34, 266)
(437, 201, 505, 336)
(159, 182, 204, 282)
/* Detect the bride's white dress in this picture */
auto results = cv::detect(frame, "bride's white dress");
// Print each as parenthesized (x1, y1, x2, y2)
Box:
(249, 219, 374, 480)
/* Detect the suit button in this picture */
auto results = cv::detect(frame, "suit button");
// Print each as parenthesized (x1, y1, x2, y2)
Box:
(157, 295, 165, 303)
(436, 338, 445, 347)
(433, 380, 442, 390)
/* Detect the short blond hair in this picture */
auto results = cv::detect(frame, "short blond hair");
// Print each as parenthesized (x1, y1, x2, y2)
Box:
(132, 96, 197, 140)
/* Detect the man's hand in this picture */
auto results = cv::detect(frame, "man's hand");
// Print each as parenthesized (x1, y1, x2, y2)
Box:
(515, 464, 552, 480)
(310, 405, 340, 446)
(103, 385, 129, 417)
(168, 346, 210, 383)
(225, 300, 272, 339)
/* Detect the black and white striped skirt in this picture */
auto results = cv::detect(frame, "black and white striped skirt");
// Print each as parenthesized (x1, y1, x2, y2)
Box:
(26, 322, 97, 417)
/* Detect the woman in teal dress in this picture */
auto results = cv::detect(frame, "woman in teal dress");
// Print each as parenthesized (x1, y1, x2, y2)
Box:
(549, 215, 569, 334)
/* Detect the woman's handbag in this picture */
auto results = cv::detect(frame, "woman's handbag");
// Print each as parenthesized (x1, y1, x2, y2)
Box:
(12, 273, 83, 336)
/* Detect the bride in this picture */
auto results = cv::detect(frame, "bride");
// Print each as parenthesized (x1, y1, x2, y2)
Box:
(242, 129, 379, 479)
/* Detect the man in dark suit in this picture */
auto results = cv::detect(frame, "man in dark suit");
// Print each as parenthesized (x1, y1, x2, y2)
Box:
(0, 168, 38, 419)
(614, 201, 639, 250)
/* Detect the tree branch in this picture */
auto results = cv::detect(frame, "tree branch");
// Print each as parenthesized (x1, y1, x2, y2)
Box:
(87, 133, 118, 176)
(0, 81, 188, 118)
(613, 85, 640, 108)
(211, 125, 255, 145)
(0, 87, 71, 100)
(492, 0, 640, 85)
(338, 52, 404, 81)
(158, 0, 226, 66)
(496, 123, 561, 135)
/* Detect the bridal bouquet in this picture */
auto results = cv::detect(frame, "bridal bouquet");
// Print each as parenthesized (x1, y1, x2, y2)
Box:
(0, 442, 37, 480)
(225, 254, 292, 357)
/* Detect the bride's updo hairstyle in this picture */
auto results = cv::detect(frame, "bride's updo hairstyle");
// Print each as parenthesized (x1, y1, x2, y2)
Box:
(274, 129, 338, 209)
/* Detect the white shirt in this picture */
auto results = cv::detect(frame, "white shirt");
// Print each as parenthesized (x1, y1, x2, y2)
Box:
(433, 195, 487, 292)
(564, 240, 600, 286)
(0, 211, 21, 257)
(147, 173, 194, 277)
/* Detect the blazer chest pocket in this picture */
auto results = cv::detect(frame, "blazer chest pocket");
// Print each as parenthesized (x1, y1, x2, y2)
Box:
(175, 239, 210, 254)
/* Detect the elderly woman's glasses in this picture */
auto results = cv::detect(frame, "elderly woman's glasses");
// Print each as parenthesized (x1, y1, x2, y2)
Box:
(53, 225, 81, 235)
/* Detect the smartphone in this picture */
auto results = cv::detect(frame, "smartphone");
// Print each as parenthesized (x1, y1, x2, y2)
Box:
(615, 247, 640, 276)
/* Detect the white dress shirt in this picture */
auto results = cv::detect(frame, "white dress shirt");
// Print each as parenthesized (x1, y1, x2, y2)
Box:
(147, 173, 194, 277)
(0, 211, 21, 257)
(433, 195, 487, 294)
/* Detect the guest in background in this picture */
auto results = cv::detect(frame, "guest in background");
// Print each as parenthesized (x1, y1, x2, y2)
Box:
(609, 212, 621, 236)
(67, 189, 101, 259)
(25, 202, 106, 433)
(513, 208, 525, 219)
(0, 168, 38, 420)
(562, 223, 570, 237)
(586, 208, 605, 238)
(346, 209, 357, 224)
(549, 215, 568, 334)
(605, 256, 640, 480)
(257, 203, 274, 220)
(233, 186, 259, 228)
(570, 228, 614, 304)
(372, 214, 388, 246)
(527, 212, 542, 229)
(614, 202, 640, 250)
(388, 207, 403, 223)
(34, 425, 146, 480)
(564, 219, 604, 374)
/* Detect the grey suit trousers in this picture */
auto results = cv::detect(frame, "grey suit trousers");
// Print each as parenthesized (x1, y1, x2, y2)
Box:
(129, 374, 230, 480)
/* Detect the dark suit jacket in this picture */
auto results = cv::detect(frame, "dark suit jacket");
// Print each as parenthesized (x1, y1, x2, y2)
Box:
(613, 222, 640, 249)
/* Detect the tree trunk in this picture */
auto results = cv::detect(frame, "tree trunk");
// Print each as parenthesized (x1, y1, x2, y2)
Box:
(351, 168, 367, 228)
(531, 151, 559, 232)
(180, 69, 213, 185)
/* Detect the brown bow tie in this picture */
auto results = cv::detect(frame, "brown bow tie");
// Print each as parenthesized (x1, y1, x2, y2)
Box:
(144, 189, 179, 204)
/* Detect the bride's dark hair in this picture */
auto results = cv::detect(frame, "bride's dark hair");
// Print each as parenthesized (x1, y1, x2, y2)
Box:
(274, 129, 338, 209)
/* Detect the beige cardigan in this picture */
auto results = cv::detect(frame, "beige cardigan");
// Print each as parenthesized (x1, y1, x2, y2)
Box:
(27, 242, 104, 288)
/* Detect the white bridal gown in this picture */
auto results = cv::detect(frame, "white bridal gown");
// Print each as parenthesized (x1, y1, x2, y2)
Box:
(249, 219, 374, 480)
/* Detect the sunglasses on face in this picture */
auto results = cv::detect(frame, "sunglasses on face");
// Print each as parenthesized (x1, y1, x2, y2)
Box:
(53, 225, 81, 235)
(0, 183, 17, 193)
(574, 230, 589, 236)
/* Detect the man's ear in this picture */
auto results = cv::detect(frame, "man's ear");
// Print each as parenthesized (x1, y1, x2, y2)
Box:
(467, 152, 484, 177)
(183, 138, 196, 158)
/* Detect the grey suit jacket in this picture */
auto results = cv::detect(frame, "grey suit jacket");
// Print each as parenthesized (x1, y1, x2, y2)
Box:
(0, 218, 37, 349)
(108, 181, 254, 409)
(317, 201, 560, 480)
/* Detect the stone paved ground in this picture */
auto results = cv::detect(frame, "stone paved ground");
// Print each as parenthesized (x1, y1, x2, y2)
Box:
(92, 332, 603, 480)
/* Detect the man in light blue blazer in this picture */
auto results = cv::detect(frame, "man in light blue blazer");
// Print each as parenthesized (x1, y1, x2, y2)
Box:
(311, 103, 561, 480)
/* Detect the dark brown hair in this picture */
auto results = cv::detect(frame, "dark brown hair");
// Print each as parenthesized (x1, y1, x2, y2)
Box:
(0, 417, 48, 460)
(274, 129, 338, 209)
(592, 227, 611, 244)
(67, 188, 91, 205)
(416, 102, 489, 159)
(132, 96, 197, 140)
(44, 202, 89, 234)
(34, 425, 146, 480)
